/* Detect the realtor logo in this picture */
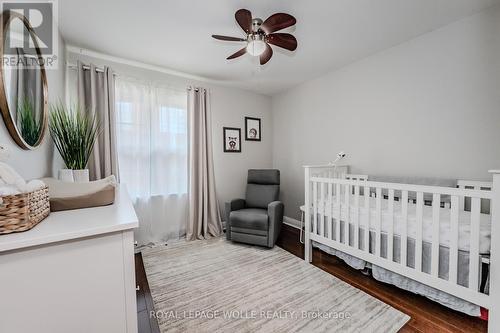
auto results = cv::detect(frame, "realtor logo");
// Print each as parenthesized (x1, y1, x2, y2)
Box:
(1, 0, 58, 68)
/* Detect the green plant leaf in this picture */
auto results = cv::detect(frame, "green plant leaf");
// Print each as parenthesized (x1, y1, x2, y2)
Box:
(17, 98, 42, 146)
(48, 101, 100, 170)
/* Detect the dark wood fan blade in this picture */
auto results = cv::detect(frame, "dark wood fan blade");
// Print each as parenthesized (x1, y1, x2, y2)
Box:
(267, 33, 297, 51)
(227, 47, 247, 60)
(212, 35, 246, 42)
(260, 13, 296, 34)
(235, 9, 252, 34)
(260, 43, 273, 65)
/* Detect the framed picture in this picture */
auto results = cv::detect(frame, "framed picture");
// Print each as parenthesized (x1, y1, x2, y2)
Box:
(223, 127, 241, 153)
(245, 117, 261, 141)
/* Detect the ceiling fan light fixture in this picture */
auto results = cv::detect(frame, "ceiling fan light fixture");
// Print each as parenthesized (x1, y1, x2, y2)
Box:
(246, 39, 266, 56)
(212, 9, 297, 64)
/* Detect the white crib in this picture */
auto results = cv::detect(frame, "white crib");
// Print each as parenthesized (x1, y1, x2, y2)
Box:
(303, 165, 500, 332)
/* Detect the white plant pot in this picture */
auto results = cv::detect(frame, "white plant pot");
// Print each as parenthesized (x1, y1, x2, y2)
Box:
(58, 169, 74, 182)
(73, 169, 90, 183)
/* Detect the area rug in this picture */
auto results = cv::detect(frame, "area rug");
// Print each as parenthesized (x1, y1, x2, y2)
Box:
(142, 237, 410, 332)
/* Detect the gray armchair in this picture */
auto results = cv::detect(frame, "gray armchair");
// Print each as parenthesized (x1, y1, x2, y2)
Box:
(225, 169, 284, 248)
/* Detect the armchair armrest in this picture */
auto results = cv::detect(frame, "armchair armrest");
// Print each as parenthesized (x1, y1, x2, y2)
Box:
(225, 199, 245, 240)
(267, 201, 284, 247)
(227, 199, 245, 212)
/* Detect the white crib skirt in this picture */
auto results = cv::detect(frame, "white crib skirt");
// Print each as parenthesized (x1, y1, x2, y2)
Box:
(311, 219, 486, 316)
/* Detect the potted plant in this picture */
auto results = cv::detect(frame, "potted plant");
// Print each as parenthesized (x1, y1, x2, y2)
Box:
(49, 102, 100, 182)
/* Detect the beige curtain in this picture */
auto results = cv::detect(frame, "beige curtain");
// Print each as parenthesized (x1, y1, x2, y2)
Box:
(77, 61, 119, 181)
(186, 87, 222, 240)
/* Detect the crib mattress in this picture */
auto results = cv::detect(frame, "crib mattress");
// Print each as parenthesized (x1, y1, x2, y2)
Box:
(306, 194, 491, 253)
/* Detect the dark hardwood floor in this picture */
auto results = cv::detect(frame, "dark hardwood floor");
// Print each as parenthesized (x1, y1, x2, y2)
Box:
(135, 224, 488, 333)
(135, 252, 160, 333)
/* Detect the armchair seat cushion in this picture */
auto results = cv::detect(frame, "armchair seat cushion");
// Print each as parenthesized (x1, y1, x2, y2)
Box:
(230, 208, 269, 231)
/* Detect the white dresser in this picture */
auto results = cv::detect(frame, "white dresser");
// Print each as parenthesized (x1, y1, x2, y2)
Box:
(0, 186, 139, 333)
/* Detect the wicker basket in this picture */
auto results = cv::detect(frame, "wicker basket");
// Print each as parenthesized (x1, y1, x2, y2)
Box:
(0, 186, 50, 235)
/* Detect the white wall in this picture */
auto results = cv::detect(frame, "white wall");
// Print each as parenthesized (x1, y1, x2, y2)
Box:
(211, 88, 273, 208)
(272, 7, 500, 219)
(66, 51, 273, 216)
(0, 32, 66, 180)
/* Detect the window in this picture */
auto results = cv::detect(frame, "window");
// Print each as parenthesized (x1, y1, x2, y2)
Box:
(115, 79, 188, 198)
(159, 107, 186, 134)
(117, 102, 133, 124)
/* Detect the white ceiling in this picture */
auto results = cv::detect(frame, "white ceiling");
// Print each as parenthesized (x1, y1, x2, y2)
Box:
(59, 0, 498, 96)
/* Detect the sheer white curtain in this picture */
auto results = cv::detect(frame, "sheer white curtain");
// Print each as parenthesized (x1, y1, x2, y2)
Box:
(115, 78, 188, 245)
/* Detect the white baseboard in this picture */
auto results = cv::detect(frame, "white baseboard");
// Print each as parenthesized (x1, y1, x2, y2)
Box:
(283, 216, 302, 229)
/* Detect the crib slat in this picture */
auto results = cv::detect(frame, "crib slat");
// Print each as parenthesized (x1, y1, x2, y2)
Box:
(431, 193, 441, 277)
(469, 197, 481, 291)
(320, 182, 326, 237)
(327, 183, 333, 239)
(313, 182, 318, 235)
(344, 184, 351, 245)
(388, 189, 394, 261)
(401, 191, 409, 267)
(375, 188, 382, 257)
(354, 185, 360, 249)
(459, 197, 465, 212)
(335, 183, 341, 242)
(458, 184, 465, 212)
(415, 192, 424, 272)
(449, 196, 459, 284)
(364, 186, 370, 253)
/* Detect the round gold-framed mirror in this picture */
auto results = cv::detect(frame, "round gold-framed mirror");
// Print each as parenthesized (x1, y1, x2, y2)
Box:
(0, 10, 48, 150)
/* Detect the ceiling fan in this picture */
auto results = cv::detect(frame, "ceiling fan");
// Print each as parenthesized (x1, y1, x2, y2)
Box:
(212, 9, 297, 65)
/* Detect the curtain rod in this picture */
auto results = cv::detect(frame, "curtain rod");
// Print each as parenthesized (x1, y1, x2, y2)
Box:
(187, 87, 207, 93)
(67, 63, 118, 76)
